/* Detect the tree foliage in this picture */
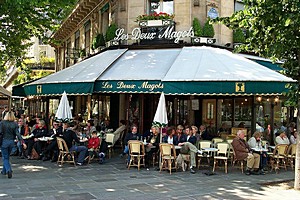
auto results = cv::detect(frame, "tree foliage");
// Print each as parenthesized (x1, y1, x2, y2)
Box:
(202, 19, 215, 38)
(233, 28, 246, 43)
(0, 0, 76, 69)
(192, 18, 203, 37)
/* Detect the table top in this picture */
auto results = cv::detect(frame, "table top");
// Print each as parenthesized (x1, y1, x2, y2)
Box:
(38, 137, 54, 141)
(251, 147, 268, 152)
(202, 147, 218, 152)
(22, 135, 33, 139)
(80, 138, 88, 142)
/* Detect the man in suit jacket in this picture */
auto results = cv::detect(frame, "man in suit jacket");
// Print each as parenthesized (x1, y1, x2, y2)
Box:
(232, 130, 264, 175)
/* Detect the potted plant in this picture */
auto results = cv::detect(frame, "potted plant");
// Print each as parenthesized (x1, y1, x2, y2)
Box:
(92, 33, 105, 52)
(192, 18, 216, 44)
(202, 19, 215, 37)
(105, 23, 118, 47)
(136, 12, 175, 27)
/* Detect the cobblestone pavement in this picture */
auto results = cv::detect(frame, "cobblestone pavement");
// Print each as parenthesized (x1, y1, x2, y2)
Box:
(0, 155, 299, 200)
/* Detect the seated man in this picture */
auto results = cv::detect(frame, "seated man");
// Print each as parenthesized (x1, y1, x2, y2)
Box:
(177, 142, 203, 174)
(63, 122, 88, 166)
(121, 125, 142, 165)
(248, 132, 268, 171)
(232, 130, 264, 175)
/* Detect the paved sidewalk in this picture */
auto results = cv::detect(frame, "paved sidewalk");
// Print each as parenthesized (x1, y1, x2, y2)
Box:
(0, 156, 299, 200)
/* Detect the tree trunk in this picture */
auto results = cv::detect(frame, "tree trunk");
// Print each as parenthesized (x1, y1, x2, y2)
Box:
(294, 91, 300, 190)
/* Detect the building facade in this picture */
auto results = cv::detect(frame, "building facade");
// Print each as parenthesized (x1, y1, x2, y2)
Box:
(16, 0, 295, 145)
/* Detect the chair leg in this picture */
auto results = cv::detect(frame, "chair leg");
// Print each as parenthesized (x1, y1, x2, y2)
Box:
(168, 160, 172, 174)
(225, 160, 228, 174)
(138, 157, 140, 171)
(213, 159, 216, 172)
(241, 162, 244, 173)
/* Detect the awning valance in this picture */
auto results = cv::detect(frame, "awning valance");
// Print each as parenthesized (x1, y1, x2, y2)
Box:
(0, 85, 12, 97)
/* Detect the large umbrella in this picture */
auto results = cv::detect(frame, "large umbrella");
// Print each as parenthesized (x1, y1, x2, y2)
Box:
(55, 91, 73, 122)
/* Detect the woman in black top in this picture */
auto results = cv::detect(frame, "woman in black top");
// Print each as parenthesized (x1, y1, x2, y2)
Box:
(0, 111, 26, 178)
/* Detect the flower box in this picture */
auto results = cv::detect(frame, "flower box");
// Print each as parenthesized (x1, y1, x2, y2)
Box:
(192, 37, 216, 44)
(139, 19, 174, 27)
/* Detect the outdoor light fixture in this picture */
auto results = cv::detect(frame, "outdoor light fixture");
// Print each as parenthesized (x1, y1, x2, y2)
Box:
(256, 96, 262, 102)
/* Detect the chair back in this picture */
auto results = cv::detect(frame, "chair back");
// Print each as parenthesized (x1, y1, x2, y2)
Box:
(159, 143, 176, 158)
(212, 137, 223, 147)
(128, 140, 144, 155)
(106, 133, 115, 145)
(56, 137, 69, 152)
(226, 139, 233, 144)
(216, 142, 229, 157)
(198, 140, 212, 149)
(286, 144, 296, 156)
(274, 144, 288, 156)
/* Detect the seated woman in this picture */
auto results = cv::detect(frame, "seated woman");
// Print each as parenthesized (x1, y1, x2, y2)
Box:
(248, 132, 268, 171)
(163, 127, 178, 145)
(275, 130, 290, 145)
(145, 126, 160, 168)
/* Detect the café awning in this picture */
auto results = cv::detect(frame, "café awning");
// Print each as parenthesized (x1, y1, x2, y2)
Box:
(23, 49, 127, 96)
(0, 85, 12, 97)
(94, 49, 181, 93)
(162, 46, 295, 95)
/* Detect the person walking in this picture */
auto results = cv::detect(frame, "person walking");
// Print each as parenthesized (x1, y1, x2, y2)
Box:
(0, 111, 26, 178)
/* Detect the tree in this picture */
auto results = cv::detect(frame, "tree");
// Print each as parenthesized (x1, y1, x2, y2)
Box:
(105, 23, 118, 42)
(215, 0, 300, 189)
(0, 0, 76, 69)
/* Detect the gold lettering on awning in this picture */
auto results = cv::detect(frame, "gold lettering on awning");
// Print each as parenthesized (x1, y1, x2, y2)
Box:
(235, 82, 245, 92)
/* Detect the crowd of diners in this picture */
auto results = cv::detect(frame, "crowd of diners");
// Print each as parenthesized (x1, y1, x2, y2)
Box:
(0, 106, 297, 178)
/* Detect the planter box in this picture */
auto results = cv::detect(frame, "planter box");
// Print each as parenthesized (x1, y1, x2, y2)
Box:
(139, 19, 174, 27)
(192, 37, 216, 44)
(106, 40, 119, 47)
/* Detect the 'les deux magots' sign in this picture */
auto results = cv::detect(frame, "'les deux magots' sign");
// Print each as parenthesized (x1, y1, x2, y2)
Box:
(113, 27, 194, 43)
(101, 81, 164, 92)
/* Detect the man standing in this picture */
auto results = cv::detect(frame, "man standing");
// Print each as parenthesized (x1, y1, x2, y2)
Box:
(232, 130, 264, 175)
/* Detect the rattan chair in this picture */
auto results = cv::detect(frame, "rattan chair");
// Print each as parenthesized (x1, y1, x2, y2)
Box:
(56, 137, 76, 167)
(106, 133, 115, 159)
(286, 144, 296, 169)
(213, 142, 230, 173)
(127, 140, 145, 170)
(197, 140, 212, 169)
(269, 144, 289, 173)
(159, 143, 177, 174)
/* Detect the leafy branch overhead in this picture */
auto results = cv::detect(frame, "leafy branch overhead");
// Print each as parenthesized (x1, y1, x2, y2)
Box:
(0, 0, 77, 68)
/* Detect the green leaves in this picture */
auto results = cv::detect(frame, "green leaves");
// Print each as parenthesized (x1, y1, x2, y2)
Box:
(0, 0, 77, 70)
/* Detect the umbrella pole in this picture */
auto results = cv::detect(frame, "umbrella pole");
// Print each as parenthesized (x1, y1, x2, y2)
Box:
(159, 127, 162, 169)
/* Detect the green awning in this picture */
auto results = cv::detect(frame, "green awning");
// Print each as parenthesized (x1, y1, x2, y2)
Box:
(163, 81, 289, 95)
(254, 60, 283, 71)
